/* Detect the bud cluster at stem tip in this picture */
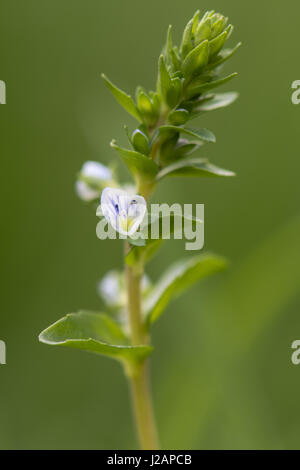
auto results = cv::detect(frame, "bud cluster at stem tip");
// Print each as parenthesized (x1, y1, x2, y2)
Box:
(79, 9, 240, 202)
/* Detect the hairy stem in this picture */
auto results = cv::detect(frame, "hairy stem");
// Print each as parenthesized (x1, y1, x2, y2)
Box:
(125, 243, 159, 450)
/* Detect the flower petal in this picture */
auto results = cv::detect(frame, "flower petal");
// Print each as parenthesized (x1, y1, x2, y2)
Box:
(81, 161, 112, 181)
(100, 187, 146, 236)
(75, 181, 100, 201)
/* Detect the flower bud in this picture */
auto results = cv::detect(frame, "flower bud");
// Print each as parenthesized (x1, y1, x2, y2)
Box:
(76, 161, 113, 202)
(167, 108, 189, 125)
(131, 129, 150, 155)
(136, 87, 160, 127)
(98, 270, 150, 309)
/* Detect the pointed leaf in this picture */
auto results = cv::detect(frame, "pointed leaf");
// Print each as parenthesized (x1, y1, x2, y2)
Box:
(180, 17, 194, 58)
(131, 129, 150, 155)
(165, 25, 175, 70)
(192, 92, 239, 114)
(182, 40, 209, 79)
(39, 311, 152, 363)
(110, 140, 159, 183)
(102, 74, 142, 122)
(156, 158, 235, 180)
(195, 17, 212, 45)
(211, 16, 227, 39)
(171, 47, 181, 71)
(145, 254, 227, 324)
(156, 125, 216, 143)
(173, 140, 202, 158)
(208, 42, 242, 69)
(158, 55, 172, 104)
(186, 73, 238, 99)
(209, 29, 228, 57)
(136, 89, 153, 115)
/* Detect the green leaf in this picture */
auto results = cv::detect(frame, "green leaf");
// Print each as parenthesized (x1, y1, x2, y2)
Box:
(182, 40, 209, 79)
(208, 42, 242, 68)
(165, 25, 175, 71)
(136, 88, 153, 115)
(211, 16, 227, 39)
(191, 9, 201, 34)
(173, 140, 202, 158)
(195, 17, 212, 44)
(169, 77, 183, 107)
(209, 29, 229, 57)
(180, 17, 194, 58)
(170, 47, 181, 71)
(186, 73, 238, 99)
(192, 92, 239, 114)
(101, 74, 142, 122)
(145, 254, 227, 325)
(126, 239, 164, 268)
(127, 236, 146, 247)
(39, 311, 152, 364)
(125, 213, 203, 268)
(158, 56, 182, 108)
(156, 158, 235, 180)
(168, 108, 190, 125)
(110, 140, 159, 183)
(225, 24, 234, 40)
(158, 55, 172, 105)
(131, 129, 150, 155)
(155, 125, 216, 144)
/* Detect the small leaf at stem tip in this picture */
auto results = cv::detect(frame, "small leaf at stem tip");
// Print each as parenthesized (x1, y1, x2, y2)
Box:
(158, 55, 172, 105)
(145, 254, 228, 325)
(209, 29, 229, 57)
(156, 158, 236, 180)
(101, 74, 142, 122)
(195, 17, 212, 45)
(180, 17, 194, 58)
(39, 311, 152, 363)
(165, 25, 174, 70)
(210, 16, 227, 39)
(182, 40, 209, 79)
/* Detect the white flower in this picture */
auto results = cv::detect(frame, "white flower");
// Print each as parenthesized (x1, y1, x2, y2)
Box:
(76, 161, 113, 201)
(98, 270, 151, 308)
(81, 161, 112, 182)
(98, 270, 125, 307)
(101, 187, 146, 236)
(75, 181, 100, 201)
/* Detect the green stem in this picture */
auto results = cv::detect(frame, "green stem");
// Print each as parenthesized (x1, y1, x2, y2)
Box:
(125, 245, 159, 450)
(129, 361, 159, 450)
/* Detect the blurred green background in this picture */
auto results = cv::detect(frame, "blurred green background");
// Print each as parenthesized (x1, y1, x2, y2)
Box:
(1, 0, 300, 449)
